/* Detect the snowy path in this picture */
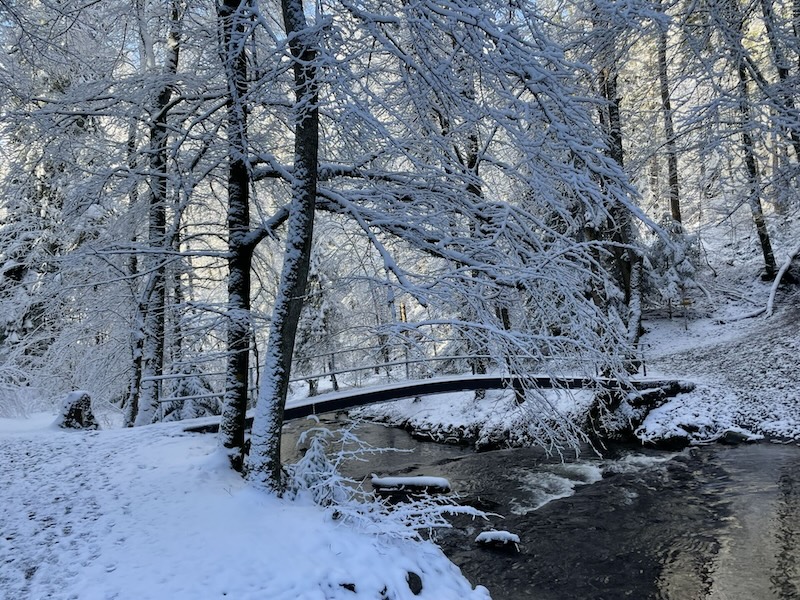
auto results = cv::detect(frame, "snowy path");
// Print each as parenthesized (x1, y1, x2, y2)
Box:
(0, 418, 489, 600)
(1, 430, 121, 596)
(0, 424, 217, 599)
(641, 299, 800, 439)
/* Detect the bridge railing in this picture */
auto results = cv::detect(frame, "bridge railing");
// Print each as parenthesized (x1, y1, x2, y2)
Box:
(288, 352, 494, 393)
(288, 333, 500, 397)
(151, 323, 631, 420)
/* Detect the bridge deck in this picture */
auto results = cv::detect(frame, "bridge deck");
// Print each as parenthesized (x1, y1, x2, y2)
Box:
(183, 374, 694, 434)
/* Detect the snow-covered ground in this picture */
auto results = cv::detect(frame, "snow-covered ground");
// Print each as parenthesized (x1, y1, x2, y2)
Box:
(356, 268, 800, 449)
(636, 281, 800, 443)
(0, 414, 489, 600)
(2, 222, 797, 600)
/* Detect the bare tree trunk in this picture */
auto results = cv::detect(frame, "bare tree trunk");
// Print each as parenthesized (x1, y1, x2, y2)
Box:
(794, 0, 800, 73)
(657, 2, 682, 223)
(716, 0, 777, 277)
(124, 121, 142, 428)
(217, 0, 254, 471)
(760, 0, 800, 162)
(247, 0, 319, 491)
(594, 4, 643, 346)
(133, 0, 184, 425)
(738, 65, 777, 278)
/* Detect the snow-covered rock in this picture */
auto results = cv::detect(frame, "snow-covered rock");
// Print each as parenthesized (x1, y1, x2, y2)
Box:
(475, 530, 521, 550)
(53, 391, 99, 430)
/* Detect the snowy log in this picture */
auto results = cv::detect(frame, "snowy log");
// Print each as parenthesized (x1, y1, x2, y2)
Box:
(370, 475, 451, 493)
(54, 391, 99, 430)
(766, 242, 800, 317)
(475, 530, 521, 550)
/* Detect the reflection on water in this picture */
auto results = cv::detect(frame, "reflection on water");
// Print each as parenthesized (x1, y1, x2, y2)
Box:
(696, 445, 800, 600)
(283, 417, 800, 599)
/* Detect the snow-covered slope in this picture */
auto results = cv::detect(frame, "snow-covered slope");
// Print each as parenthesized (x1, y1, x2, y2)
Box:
(0, 415, 489, 600)
(637, 285, 800, 443)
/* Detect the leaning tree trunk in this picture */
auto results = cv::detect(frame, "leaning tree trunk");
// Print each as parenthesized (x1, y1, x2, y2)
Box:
(217, 0, 254, 471)
(246, 0, 319, 491)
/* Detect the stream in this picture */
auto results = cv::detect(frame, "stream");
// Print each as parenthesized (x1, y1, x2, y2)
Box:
(283, 416, 800, 600)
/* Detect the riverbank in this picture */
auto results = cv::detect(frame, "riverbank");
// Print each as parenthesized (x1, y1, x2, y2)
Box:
(353, 281, 800, 452)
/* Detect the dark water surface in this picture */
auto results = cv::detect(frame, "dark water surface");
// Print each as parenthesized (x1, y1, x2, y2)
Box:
(284, 417, 800, 599)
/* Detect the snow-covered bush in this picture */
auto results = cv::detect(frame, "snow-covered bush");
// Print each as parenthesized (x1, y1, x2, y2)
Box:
(285, 425, 353, 507)
(285, 422, 486, 539)
(645, 217, 701, 307)
(0, 365, 46, 418)
(161, 369, 221, 422)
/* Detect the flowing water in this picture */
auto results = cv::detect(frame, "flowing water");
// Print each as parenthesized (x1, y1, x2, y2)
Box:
(284, 416, 800, 600)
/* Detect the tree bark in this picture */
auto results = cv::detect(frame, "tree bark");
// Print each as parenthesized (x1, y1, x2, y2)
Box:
(132, 0, 184, 425)
(739, 71, 777, 279)
(718, 0, 777, 277)
(246, 0, 319, 490)
(217, 0, 254, 470)
(593, 3, 643, 345)
(760, 0, 800, 162)
(657, 2, 682, 223)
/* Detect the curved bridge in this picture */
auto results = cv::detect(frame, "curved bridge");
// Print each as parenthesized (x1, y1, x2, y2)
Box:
(184, 374, 694, 434)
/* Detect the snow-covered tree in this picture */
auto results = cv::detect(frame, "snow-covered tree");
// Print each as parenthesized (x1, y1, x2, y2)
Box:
(243, 0, 646, 490)
(645, 215, 700, 309)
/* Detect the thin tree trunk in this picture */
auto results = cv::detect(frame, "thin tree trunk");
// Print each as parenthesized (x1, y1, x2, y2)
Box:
(217, 0, 254, 470)
(124, 121, 142, 428)
(760, 0, 800, 162)
(717, 0, 778, 277)
(739, 70, 777, 278)
(124, 323, 144, 427)
(794, 0, 800, 73)
(594, 6, 643, 346)
(657, 2, 682, 223)
(649, 155, 660, 208)
(133, 0, 184, 425)
(247, 0, 319, 491)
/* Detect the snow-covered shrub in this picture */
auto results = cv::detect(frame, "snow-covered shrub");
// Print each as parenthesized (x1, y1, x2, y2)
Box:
(161, 369, 220, 422)
(285, 422, 486, 539)
(285, 425, 353, 507)
(0, 365, 47, 418)
(644, 217, 701, 307)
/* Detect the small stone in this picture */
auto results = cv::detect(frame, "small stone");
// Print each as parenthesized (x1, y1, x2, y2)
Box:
(406, 571, 423, 595)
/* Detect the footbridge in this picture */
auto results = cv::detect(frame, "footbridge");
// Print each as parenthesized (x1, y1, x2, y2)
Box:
(183, 370, 693, 434)
(167, 333, 692, 433)
(280, 373, 692, 421)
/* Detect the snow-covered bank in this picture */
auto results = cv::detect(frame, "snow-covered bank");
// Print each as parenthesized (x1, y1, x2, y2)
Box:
(0, 415, 489, 600)
(636, 290, 800, 445)
(352, 387, 597, 452)
(355, 286, 800, 451)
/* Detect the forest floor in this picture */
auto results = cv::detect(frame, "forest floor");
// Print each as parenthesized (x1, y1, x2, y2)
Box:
(0, 415, 489, 600)
(636, 281, 800, 444)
